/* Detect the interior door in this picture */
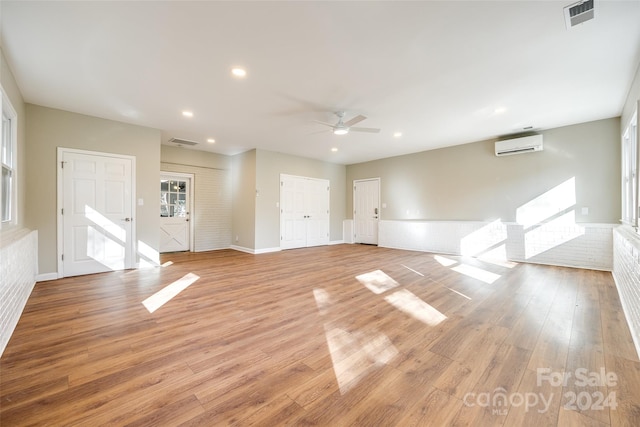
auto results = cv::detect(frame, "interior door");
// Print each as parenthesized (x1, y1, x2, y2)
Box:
(160, 175, 191, 253)
(280, 175, 308, 250)
(354, 178, 380, 245)
(62, 150, 134, 277)
(305, 178, 330, 247)
(280, 174, 330, 249)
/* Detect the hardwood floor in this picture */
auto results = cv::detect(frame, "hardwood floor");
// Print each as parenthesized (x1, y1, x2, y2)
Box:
(1, 244, 639, 426)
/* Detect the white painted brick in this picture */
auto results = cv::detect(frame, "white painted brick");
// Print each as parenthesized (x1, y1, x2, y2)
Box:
(0, 229, 38, 356)
(161, 164, 232, 251)
(613, 228, 640, 359)
(379, 220, 613, 271)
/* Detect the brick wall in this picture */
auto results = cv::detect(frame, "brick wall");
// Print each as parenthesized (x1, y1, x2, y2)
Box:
(0, 229, 38, 356)
(613, 227, 640, 358)
(377, 220, 614, 271)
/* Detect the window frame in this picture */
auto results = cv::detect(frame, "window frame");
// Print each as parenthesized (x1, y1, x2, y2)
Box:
(1, 86, 18, 229)
(622, 109, 639, 230)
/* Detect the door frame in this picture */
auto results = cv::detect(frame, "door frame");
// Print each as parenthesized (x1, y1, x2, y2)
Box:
(160, 171, 195, 252)
(57, 147, 137, 278)
(353, 177, 381, 245)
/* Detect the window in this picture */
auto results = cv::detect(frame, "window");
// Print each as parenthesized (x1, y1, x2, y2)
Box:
(622, 110, 638, 228)
(1, 89, 17, 226)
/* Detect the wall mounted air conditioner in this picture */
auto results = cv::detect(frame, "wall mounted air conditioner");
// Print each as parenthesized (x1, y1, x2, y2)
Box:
(495, 134, 543, 156)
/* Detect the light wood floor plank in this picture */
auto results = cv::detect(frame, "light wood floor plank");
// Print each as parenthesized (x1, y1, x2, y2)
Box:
(1, 245, 638, 425)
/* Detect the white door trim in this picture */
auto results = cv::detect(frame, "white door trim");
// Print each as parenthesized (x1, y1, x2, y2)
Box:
(57, 147, 137, 278)
(160, 171, 195, 252)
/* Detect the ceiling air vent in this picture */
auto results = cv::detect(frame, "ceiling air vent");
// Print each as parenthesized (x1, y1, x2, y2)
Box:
(168, 137, 199, 146)
(564, 0, 595, 29)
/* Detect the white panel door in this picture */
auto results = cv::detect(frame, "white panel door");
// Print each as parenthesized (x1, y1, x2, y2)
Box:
(62, 150, 134, 277)
(160, 174, 191, 253)
(280, 174, 330, 249)
(306, 178, 330, 247)
(280, 175, 307, 249)
(354, 178, 380, 245)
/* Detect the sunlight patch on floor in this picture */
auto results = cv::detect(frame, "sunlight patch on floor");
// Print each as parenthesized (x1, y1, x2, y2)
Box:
(384, 289, 447, 326)
(451, 264, 500, 284)
(142, 272, 199, 313)
(324, 326, 398, 395)
(356, 269, 400, 294)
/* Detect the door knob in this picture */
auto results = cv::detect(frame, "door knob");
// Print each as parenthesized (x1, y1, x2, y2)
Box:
(123, 218, 132, 222)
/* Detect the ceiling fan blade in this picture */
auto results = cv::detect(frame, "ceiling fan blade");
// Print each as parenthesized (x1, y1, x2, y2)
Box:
(313, 120, 335, 128)
(350, 127, 380, 133)
(344, 114, 367, 127)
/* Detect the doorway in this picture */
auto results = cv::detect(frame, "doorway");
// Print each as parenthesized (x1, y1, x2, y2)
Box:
(280, 174, 330, 249)
(353, 178, 380, 245)
(160, 173, 194, 253)
(57, 148, 135, 277)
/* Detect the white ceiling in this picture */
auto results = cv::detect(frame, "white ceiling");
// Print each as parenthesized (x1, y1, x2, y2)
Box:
(2, 1, 640, 165)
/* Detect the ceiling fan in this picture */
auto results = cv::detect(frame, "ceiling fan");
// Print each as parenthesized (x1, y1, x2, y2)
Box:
(315, 111, 380, 135)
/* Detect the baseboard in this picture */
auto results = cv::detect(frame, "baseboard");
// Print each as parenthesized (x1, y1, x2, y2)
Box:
(36, 272, 59, 282)
(329, 240, 344, 245)
(254, 247, 281, 254)
(230, 245, 281, 255)
(230, 245, 254, 254)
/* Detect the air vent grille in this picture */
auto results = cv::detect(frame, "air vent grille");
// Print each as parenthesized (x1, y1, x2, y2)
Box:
(564, 0, 595, 29)
(168, 137, 199, 146)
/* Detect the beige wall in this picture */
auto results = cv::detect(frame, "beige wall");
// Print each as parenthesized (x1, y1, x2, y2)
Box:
(160, 144, 230, 170)
(347, 118, 621, 224)
(255, 149, 346, 249)
(1, 49, 27, 230)
(231, 149, 256, 249)
(26, 105, 161, 274)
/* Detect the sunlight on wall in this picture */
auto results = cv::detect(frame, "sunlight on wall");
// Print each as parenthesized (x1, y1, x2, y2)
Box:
(516, 177, 576, 229)
(515, 177, 585, 260)
(355, 270, 400, 294)
(142, 272, 199, 313)
(384, 289, 447, 326)
(524, 210, 584, 259)
(460, 219, 506, 257)
(138, 240, 160, 268)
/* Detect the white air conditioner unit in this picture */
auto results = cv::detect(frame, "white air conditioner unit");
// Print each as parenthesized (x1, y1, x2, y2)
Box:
(495, 135, 543, 156)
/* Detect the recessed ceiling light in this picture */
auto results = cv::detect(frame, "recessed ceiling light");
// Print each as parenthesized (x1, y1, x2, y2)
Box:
(182, 111, 193, 117)
(393, 132, 403, 138)
(207, 138, 215, 143)
(231, 67, 247, 78)
(494, 107, 507, 115)
(331, 147, 338, 152)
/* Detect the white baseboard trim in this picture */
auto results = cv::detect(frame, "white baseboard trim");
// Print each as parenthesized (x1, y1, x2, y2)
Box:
(329, 240, 344, 245)
(230, 245, 254, 254)
(230, 245, 281, 255)
(255, 247, 281, 254)
(36, 272, 59, 282)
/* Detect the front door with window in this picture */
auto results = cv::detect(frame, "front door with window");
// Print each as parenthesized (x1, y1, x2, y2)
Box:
(160, 174, 191, 253)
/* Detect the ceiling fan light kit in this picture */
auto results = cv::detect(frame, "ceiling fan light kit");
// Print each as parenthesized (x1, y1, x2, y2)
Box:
(316, 111, 381, 135)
